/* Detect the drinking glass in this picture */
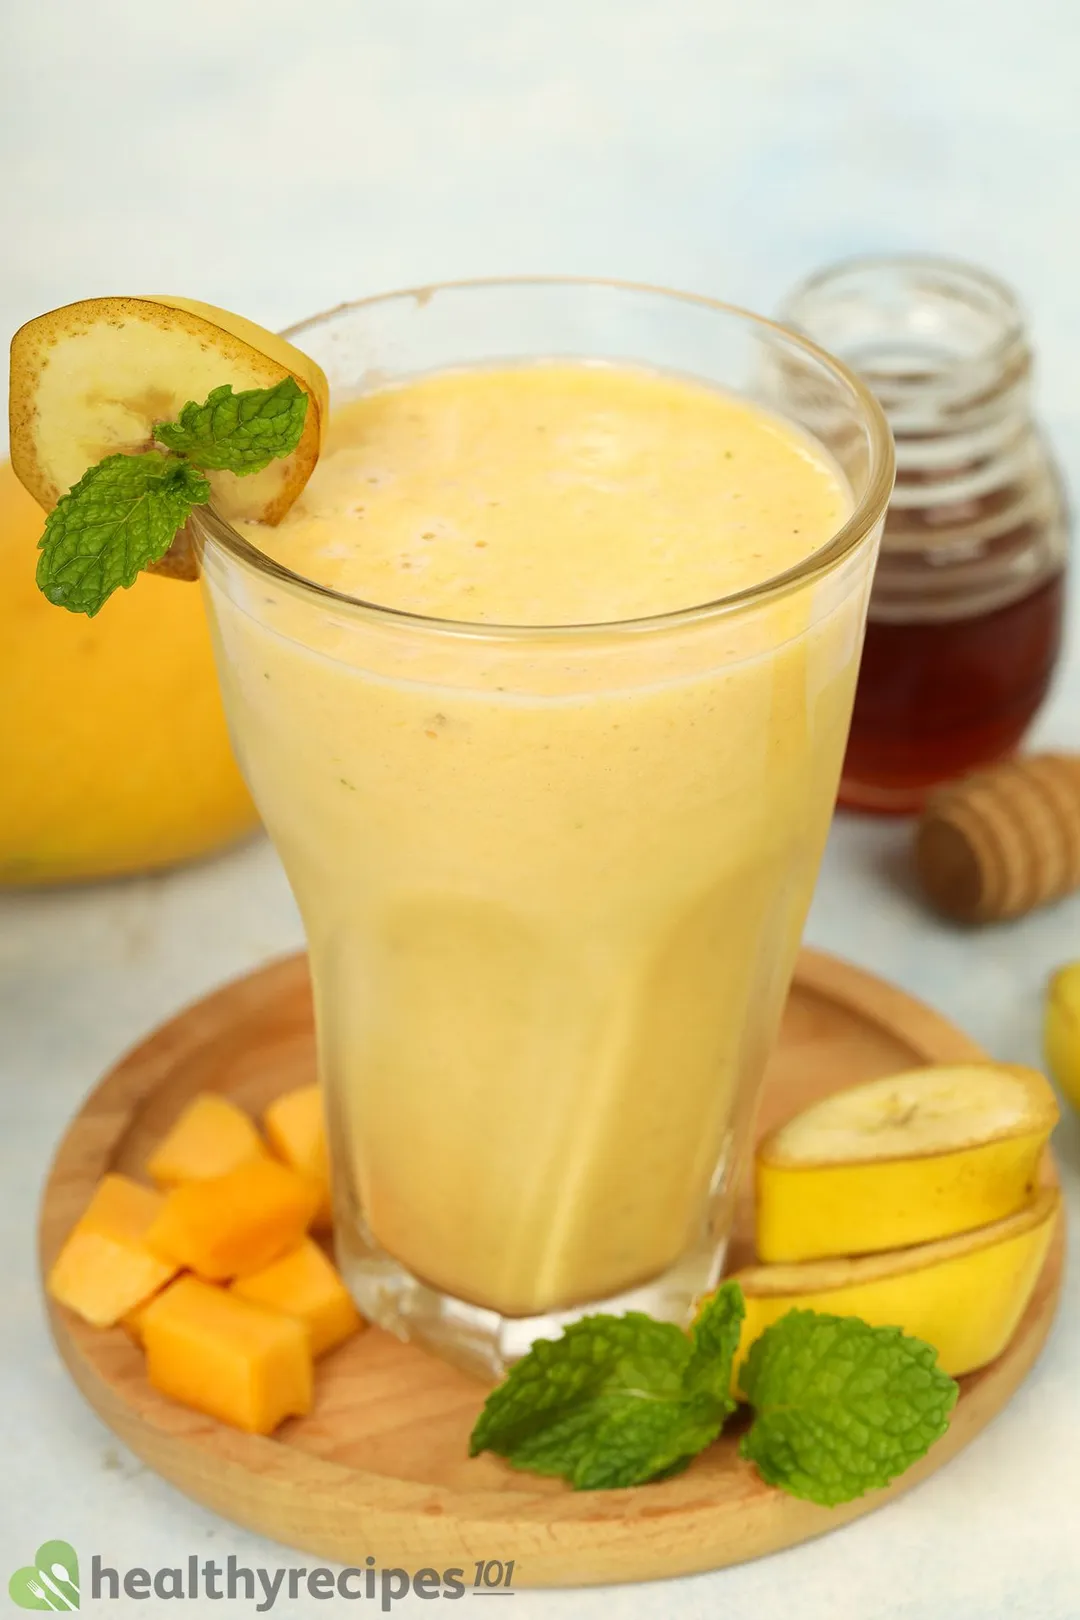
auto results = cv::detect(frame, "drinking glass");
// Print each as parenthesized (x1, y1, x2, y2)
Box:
(193, 279, 893, 1376)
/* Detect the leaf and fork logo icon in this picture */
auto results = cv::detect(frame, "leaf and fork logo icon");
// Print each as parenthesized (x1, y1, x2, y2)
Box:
(8, 1542, 80, 1611)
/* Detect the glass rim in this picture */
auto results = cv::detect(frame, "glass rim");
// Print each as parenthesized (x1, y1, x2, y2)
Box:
(194, 274, 895, 642)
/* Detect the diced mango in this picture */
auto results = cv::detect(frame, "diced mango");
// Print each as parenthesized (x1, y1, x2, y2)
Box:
(147, 1159, 319, 1281)
(264, 1085, 332, 1228)
(147, 1092, 268, 1188)
(142, 1275, 313, 1434)
(230, 1239, 362, 1357)
(47, 1173, 178, 1327)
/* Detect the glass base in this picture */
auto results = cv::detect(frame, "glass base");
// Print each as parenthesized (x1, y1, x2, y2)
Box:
(335, 1225, 730, 1381)
(838, 772, 934, 815)
(838, 746, 1022, 815)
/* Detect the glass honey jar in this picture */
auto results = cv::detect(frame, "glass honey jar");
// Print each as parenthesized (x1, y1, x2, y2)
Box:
(781, 255, 1069, 813)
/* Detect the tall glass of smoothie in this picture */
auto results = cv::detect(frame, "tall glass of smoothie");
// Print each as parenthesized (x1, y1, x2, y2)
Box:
(193, 280, 893, 1375)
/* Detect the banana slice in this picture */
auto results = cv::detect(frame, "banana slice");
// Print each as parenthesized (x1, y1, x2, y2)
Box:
(1045, 963, 1080, 1116)
(9, 295, 328, 528)
(730, 1187, 1059, 1381)
(756, 1064, 1058, 1263)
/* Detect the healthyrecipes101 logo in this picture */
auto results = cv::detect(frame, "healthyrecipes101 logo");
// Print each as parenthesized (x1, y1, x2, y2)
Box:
(9, 1542, 80, 1610)
(9, 1543, 518, 1610)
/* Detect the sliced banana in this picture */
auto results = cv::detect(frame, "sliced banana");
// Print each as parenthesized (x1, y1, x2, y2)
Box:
(1045, 962, 1080, 1116)
(9, 295, 329, 528)
(731, 1187, 1059, 1382)
(756, 1064, 1058, 1262)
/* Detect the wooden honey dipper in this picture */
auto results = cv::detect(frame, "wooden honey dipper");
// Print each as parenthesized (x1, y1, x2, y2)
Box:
(915, 754, 1080, 923)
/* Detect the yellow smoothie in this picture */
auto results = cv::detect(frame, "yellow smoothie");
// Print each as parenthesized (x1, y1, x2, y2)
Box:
(205, 362, 866, 1318)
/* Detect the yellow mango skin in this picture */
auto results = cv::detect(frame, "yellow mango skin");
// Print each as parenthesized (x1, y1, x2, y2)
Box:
(0, 457, 256, 885)
(147, 1159, 319, 1281)
(732, 1189, 1059, 1385)
(756, 1130, 1051, 1263)
(47, 1173, 177, 1327)
(142, 1275, 313, 1434)
(230, 1238, 362, 1357)
(264, 1085, 332, 1229)
(148, 1093, 269, 1188)
(1045, 963, 1080, 1115)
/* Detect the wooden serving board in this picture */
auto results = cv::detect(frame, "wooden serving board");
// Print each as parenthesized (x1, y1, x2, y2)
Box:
(39, 949, 1064, 1587)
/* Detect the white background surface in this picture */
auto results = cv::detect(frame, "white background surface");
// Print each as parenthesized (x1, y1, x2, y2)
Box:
(2, 2, 1079, 1615)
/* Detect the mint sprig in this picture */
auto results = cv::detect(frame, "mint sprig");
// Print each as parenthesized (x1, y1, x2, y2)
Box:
(154, 377, 308, 474)
(35, 379, 309, 616)
(738, 1310, 958, 1506)
(469, 1284, 744, 1490)
(469, 1287, 959, 1502)
(36, 453, 210, 616)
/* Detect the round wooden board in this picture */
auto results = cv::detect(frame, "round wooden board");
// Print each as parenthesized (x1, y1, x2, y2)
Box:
(39, 949, 1064, 1588)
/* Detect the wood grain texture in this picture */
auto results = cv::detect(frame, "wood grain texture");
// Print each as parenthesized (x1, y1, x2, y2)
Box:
(38, 949, 1065, 1587)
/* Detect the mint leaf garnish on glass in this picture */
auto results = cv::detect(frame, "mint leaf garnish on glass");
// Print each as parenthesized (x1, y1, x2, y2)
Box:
(34, 381, 308, 617)
(469, 1283, 744, 1490)
(36, 453, 210, 616)
(154, 377, 308, 474)
(738, 1310, 959, 1506)
(469, 1285, 959, 1502)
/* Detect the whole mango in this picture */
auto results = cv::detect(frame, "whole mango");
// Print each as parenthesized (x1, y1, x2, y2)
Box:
(0, 457, 257, 884)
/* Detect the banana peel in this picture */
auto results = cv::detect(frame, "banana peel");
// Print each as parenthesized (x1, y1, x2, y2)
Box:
(756, 1064, 1058, 1263)
(730, 1187, 1060, 1384)
(1045, 963, 1080, 1115)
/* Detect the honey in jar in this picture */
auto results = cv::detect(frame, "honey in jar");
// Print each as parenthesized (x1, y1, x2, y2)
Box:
(781, 256, 1068, 813)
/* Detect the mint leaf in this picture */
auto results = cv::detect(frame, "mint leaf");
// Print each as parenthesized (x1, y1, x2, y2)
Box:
(36, 452, 209, 616)
(469, 1290, 743, 1491)
(467, 1291, 957, 1502)
(685, 1280, 745, 1406)
(738, 1310, 959, 1507)
(155, 377, 308, 474)
(32, 372, 311, 616)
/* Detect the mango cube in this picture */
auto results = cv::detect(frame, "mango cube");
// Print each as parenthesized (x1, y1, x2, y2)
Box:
(120, 1298, 152, 1347)
(142, 1275, 313, 1434)
(264, 1085, 332, 1228)
(147, 1158, 319, 1281)
(147, 1092, 268, 1188)
(47, 1173, 178, 1327)
(230, 1239, 362, 1357)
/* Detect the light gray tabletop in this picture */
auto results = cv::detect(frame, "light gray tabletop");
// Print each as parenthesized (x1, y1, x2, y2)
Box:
(2, 2, 1077, 1615)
